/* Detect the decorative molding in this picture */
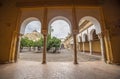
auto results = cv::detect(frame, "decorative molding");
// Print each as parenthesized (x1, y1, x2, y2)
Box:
(16, 0, 102, 7)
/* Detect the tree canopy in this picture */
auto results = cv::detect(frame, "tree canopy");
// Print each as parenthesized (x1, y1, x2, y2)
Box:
(47, 34, 61, 51)
(20, 37, 43, 48)
(20, 34, 61, 51)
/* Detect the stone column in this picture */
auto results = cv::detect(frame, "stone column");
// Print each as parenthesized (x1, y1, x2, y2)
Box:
(79, 42, 81, 52)
(17, 35, 21, 59)
(83, 42, 85, 53)
(73, 33, 78, 64)
(11, 33, 21, 62)
(42, 34, 47, 64)
(98, 33, 105, 61)
(42, 7, 48, 64)
(72, 6, 78, 64)
(89, 40, 92, 55)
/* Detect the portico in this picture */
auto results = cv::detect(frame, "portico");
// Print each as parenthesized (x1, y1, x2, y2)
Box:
(0, 0, 120, 65)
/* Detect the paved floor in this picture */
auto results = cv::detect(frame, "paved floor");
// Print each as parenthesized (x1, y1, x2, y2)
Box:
(0, 60, 120, 79)
(19, 49, 101, 62)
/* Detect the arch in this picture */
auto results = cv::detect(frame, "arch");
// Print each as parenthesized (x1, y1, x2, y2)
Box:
(82, 33, 88, 42)
(77, 34, 82, 42)
(79, 36, 82, 42)
(89, 29, 96, 41)
(82, 30, 88, 42)
(89, 28, 100, 41)
(79, 16, 101, 34)
(20, 17, 41, 34)
(48, 16, 72, 33)
(93, 30, 99, 40)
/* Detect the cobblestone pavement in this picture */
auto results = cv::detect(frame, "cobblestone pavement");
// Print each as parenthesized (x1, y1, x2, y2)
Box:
(19, 49, 101, 62)
(0, 60, 120, 79)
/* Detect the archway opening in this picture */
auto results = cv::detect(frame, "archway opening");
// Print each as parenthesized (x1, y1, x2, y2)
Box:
(77, 16, 102, 62)
(47, 18, 73, 62)
(91, 30, 101, 55)
(18, 18, 43, 62)
(83, 34, 90, 53)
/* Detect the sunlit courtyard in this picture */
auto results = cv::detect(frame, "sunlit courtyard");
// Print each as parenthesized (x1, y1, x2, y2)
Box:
(19, 49, 101, 62)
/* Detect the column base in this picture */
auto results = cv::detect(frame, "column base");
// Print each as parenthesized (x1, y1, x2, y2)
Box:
(89, 52, 92, 55)
(74, 61, 78, 64)
(42, 61, 46, 64)
(101, 58, 106, 62)
(106, 60, 112, 64)
(9, 60, 15, 63)
(82, 52, 85, 54)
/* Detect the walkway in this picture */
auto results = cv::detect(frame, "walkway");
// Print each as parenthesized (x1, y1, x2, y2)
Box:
(0, 60, 120, 79)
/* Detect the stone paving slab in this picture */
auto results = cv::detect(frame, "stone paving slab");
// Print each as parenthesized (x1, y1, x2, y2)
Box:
(0, 60, 120, 79)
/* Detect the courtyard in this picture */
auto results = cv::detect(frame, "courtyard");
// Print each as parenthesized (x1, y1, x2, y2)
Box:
(1, 49, 120, 79)
(19, 49, 101, 62)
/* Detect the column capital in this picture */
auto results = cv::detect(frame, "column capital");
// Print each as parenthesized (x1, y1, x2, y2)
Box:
(42, 30, 48, 36)
(18, 34, 23, 39)
(13, 31, 20, 36)
(98, 32, 104, 39)
(19, 33, 23, 36)
(73, 29, 78, 35)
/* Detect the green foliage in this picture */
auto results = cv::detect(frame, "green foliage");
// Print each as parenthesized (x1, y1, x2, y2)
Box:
(20, 34, 61, 51)
(27, 40, 34, 47)
(20, 37, 43, 48)
(33, 38, 43, 47)
(47, 34, 61, 51)
(20, 37, 30, 47)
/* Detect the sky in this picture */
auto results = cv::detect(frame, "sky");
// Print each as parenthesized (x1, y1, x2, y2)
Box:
(25, 20, 71, 39)
(25, 21, 41, 34)
(51, 20, 71, 39)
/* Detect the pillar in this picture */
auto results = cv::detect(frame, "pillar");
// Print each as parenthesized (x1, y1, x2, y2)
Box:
(9, 31, 19, 63)
(72, 5, 78, 64)
(79, 42, 81, 52)
(98, 33, 105, 61)
(42, 33, 47, 64)
(42, 7, 48, 64)
(83, 42, 85, 53)
(89, 40, 92, 55)
(16, 35, 21, 61)
(73, 33, 78, 64)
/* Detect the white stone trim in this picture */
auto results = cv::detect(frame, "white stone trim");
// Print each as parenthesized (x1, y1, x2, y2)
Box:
(20, 17, 41, 34)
